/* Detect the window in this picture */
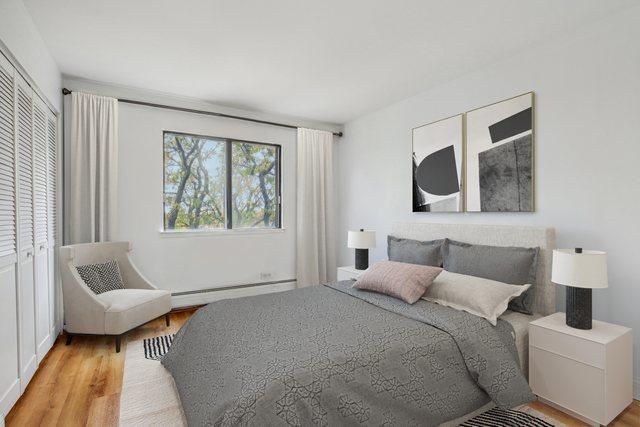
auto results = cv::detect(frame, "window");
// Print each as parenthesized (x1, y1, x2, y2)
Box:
(163, 131, 281, 231)
(232, 142, 279, 228)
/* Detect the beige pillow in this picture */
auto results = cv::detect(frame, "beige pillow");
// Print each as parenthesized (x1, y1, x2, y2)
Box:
(422, 270, 531, 325)
(353, 260, 443, 304)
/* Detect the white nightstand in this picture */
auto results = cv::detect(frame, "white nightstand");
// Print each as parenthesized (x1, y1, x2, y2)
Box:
(529, 312, 633, 426)
(337, 265, 366, 281)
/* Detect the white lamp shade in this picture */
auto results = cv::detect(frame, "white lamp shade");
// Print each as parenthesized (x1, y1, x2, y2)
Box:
(551, 249, 608, 289)
(347, 230, 376, 249)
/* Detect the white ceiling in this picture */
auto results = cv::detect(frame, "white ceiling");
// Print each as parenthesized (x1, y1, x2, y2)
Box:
(24, 0, 637, 124)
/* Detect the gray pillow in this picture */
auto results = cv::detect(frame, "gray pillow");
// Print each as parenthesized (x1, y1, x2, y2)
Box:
(442, 239, 539, 314)
(387, 235, 443, 267)
(76, 260, 126, 294)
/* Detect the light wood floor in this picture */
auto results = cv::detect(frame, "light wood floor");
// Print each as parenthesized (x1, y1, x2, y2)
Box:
(5, 308, 639, 426)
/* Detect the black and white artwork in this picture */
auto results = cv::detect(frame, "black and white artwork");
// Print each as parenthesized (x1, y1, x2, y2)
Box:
(465, 93, 534, 212)
(412, 115, 463, 212)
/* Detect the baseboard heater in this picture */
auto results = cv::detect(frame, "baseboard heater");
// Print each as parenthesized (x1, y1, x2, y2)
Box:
(171, 278, 297, 297)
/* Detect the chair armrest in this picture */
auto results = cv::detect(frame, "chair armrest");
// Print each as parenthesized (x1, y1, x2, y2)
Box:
(59, 258, 109, 334)
(118, 251, 157, 290)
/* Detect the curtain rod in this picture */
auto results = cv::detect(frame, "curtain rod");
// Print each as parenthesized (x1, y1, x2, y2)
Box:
(62, 88, 342, 137)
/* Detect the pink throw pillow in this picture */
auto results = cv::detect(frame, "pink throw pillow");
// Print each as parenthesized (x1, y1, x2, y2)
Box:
(353, 260, 443, 304)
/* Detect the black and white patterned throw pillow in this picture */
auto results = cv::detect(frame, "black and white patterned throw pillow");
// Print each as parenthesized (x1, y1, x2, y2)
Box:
(75, 264, 102, 292)
(76, 260, 125, 294)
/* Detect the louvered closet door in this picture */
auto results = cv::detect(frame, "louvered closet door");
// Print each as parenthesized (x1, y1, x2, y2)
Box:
(0, 53, 21, 415)
(46, 111, 57, 338)
(32, 95, 51, 362)
(15, 73, 37, 391)
(0, 58, 16, 262)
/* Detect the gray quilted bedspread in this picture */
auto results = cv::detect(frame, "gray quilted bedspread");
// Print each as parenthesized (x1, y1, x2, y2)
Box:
(161, 281, 534, 426)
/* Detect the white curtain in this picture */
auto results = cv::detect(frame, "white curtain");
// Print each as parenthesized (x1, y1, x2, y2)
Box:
(296, 127, 336, 287)
(68, 92, 118, 243)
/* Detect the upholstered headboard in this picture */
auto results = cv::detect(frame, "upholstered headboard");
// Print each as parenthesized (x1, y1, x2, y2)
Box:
(391, 222, 557, 315)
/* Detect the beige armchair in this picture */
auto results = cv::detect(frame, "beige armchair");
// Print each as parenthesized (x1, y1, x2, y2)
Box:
(59, 241, 172, 352)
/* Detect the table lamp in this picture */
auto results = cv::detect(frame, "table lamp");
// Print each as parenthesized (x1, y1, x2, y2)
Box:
(347, 229, 376, 270)
(551, 248, 608, 330)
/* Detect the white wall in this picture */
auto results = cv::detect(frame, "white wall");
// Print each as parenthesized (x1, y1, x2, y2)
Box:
(337, 7, 640, 397)
(64, 78, 341, 297)
(0, 0, 61, 110)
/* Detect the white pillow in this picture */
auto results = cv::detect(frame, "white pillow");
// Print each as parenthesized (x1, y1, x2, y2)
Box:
(421, 270, 531, 325)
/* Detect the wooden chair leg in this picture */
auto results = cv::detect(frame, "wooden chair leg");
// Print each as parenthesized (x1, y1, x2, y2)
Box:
(115, 335, 122, 353)
(165, 313, 171, 327)
(65, 334, 73, 346)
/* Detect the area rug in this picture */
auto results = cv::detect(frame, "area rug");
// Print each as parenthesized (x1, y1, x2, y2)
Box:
(143, 334, 175, 360)
(119, 336, 187, 426)
(461, 406, 564, 426)
(121, 334, 565, 427)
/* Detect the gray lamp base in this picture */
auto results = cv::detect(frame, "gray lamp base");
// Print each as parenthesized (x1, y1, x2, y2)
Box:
(355, 249, 369, 270)
(566, 286, 592, 330)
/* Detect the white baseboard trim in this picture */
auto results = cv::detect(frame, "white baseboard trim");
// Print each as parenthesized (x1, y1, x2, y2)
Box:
(53, 321, 63, 338)
(36, 334, 53, 363)
(20, 355, 38, 393)
(171, 281, 296, 308)
(0, 378, 20, 422)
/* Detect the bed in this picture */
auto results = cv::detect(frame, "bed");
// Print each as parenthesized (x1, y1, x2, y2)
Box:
(161, 223, 556, 426)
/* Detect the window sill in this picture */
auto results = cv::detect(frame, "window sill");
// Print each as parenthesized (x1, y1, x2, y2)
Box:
(159, 228, 286, 238)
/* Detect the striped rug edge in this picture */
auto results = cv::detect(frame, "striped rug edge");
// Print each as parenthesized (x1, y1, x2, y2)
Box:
(460, 407, 556, 427)
(143, 334, 175, 360)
